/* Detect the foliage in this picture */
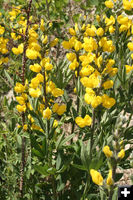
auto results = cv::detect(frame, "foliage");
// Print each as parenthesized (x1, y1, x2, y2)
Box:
(0, 0, 133, 199)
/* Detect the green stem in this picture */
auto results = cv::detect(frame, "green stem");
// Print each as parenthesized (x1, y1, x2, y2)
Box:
(90, 109, 95, 159)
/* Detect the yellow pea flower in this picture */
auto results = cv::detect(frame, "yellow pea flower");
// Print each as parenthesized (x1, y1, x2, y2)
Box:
(45, 62, 53, 71)
(66, 53, 76, 62)
(51, 88, 64, 97)
(84, 115, 92, 126)
(74, 40, 82, 51)
(123, 0, 132, 10)
(103, 146, 113, 157)
(43, 107, 52, 120)
(75, 117, 86, 128)
(16, 96, 25, 105)
(29, 63, 42, 73)
(23, 124, 28, 131)
(36, 73, 44, 83)
(0, 25, 5, 35)
(106, 170, 113, 185)
(125, 65, 133, 73)
(69, 28, 76, 36)
(57, 105, 66, 115)
(69, 59, 79, 70)
(118, 149, 125, 159)
(105, 1, 114, 8)
(14, 83, 25, 93)
(62, 41, 71, 49)
(29, 88, 41, 98)
(53, 120, 58, 128)
(102, 94, 116, 109)
(127, 42, 133, 51)
(90, 169, 103, 186)
(96, 28, 104, 37)
(50, 38, 59, 47)
(102, 80, 114, 90)
(16, 104, 26, 112)
(91, 96, 102, 108)
(26, 49, 38, 59)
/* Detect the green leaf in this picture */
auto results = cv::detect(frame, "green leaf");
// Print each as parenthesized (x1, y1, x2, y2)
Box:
(114, 173, 123, 182)
(71, 164, 87, 171)
(59, 133, 74, 148)
(72, 107, 77, 118)
(81, 142, 90, 169)
(56, 133, 65, 149)
(89, 157, 103, 170)
(112, 187, 118, 200)
(56, 153, 61, 170)
(30, 135, 43, 155)
(32, 149, 44, 159)
(4, 70, 14, 86)
(34, 165, 49, 176)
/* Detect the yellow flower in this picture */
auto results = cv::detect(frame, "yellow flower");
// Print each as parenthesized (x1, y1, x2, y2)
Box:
(29, 63, 42, 73)
(51, 88, 64, 97)
(80, 73, 100, 88)
(56, 105, 66, 115)
(75, 115, 92, 128)
(127, 42, 133, 51)
(102, 80, 113, 90)
(96, 15, 100, 23)
(75, 117, 86, 128)
(53, 120, 58, 128)
(62, 41, 71, 49)
(125, 65, 133, 73)
(28, 114, 34, 123)
(118, 149, 125, 159)
(106, 170, 113, 185)
(16, 96, 25, 105)
(29, 88, 41, 98)
(50, 38, 59, 47)
(90, 169, 103, 186)
(123, 0, 132, 10)
(66, 53, 76, 62)
(14, 83, 25, 93)
(26, 49, 38, 59)
(40, 19, 45, 31)
(36, 73, 44, 83)
(69, 28, 76, 36)
(105, 16, 115, 26)
(43, 107, 52, 120)
(105, 1, 114, 8)
(45, 62, 53, 71)
(109, 25, 115, 33)
(96, 28, 104, 37)
(16, 104, 26, 112)
(0, 25, 5, 35)
(30, 77, 40, 88)
(23, 124, 28, 131)
(85, 25, 96, 37)
(74, 87, 77, 93)
(52, 103, 59, 112)
(91, 96, 102, 108)
(69, 59, 79, 70)
(84, 115, 92, 126)
(103, 146, 113, 157)
(52, 103, 66, 115)
(42, 35, 48, 44)
(74, 40, 82, 51)
(102, 94, 116, 109)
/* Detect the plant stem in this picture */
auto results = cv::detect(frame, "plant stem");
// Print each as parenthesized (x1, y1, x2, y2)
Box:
(43, 68, 48, 109)
(90, 109, 95, 159)
(19, 0, 32, 198)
